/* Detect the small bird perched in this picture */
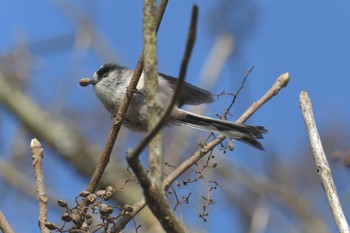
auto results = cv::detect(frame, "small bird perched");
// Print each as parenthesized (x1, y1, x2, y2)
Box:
(81, 63, 267, 150)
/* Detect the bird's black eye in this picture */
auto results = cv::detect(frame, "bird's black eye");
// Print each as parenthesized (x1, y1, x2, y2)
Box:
(102, 72, 109, 78)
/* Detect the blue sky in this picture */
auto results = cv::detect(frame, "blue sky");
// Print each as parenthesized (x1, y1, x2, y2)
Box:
(1, 0, 350, 232)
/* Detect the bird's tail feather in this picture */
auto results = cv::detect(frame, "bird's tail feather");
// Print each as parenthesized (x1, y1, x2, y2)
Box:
(178, 110, 267, 150)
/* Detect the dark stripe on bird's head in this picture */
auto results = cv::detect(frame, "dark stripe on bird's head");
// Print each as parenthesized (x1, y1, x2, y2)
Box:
(96, 63, 120, 77)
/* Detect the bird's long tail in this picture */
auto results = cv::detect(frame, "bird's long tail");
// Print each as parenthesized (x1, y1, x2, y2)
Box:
(178, 110, 267, 150)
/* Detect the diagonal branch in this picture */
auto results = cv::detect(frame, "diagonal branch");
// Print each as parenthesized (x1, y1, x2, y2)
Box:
(116, 72, 290, 231)
(300, 91, 350, 233)
(76, 0, 170, 230)
(0, 210, 14, 233)
(84, 0, 169, 196)
(164, 72, 289, 189)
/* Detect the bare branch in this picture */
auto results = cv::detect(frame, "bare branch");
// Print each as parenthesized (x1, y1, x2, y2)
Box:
(0, 210, 14, 233)
(166, 33, 235, 160)
(237, 72, 289, 123)
(128, 2, 197, 160)
(125, 4, 198, 233)
(221, 66, 254, 120)
(116, 72, 290, 230)
(83, 0, 169, 197)
(164, 72, 290, 189)
(75, 0, 170, 230)
(299, 91, 350, 233)
(31, 138, 50, 233)
(143, 0, 163, 184)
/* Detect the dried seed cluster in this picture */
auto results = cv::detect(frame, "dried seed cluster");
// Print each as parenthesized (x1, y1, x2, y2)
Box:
(44, 186, 135, 232)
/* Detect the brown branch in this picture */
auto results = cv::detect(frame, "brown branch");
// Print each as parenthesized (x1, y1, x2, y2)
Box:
(116, 72, 290, 230)
(300, 91, 350, 233)
(31, 138, 50, 233)
(125, 4, 198, 233)
(0, 210, 14, 233)
(75, 0, 170, 230)
(84, 0, 169, 197)
(166, 34, 235, 161)
(81, 0, 169, 203)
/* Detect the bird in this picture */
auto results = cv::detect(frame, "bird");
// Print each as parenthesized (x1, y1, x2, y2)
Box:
(82, 63, 267, 150)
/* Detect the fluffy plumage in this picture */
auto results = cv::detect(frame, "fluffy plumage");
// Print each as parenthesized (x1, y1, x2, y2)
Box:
(90, 63, 268, 150)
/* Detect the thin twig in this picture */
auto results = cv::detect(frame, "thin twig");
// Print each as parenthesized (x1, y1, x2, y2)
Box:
(221, 66, 254, 119)
(0, 210, 14, 233)
(115, 72, 290, 231)
(166, 33, 235, 163)
(299, 91, 350, 233)
(31, 138, 50, 233)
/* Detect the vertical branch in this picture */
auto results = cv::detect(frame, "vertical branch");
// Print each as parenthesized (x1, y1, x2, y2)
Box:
(31, 138, 50, 233)
(76, 1, 169, 230)
(299, 91, 350, 233)
(143, 0, 163, 184)
(125, 5, 199, 233)
(82, 0, 169, 196)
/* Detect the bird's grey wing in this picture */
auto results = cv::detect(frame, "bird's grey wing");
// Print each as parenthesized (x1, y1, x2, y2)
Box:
(161, 73, 214, 107)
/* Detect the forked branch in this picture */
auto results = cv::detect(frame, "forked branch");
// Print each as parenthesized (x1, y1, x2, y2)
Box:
(115, 73, 290, 231)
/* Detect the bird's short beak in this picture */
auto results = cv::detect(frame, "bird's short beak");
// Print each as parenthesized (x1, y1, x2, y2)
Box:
(89, 79, 98, 85)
